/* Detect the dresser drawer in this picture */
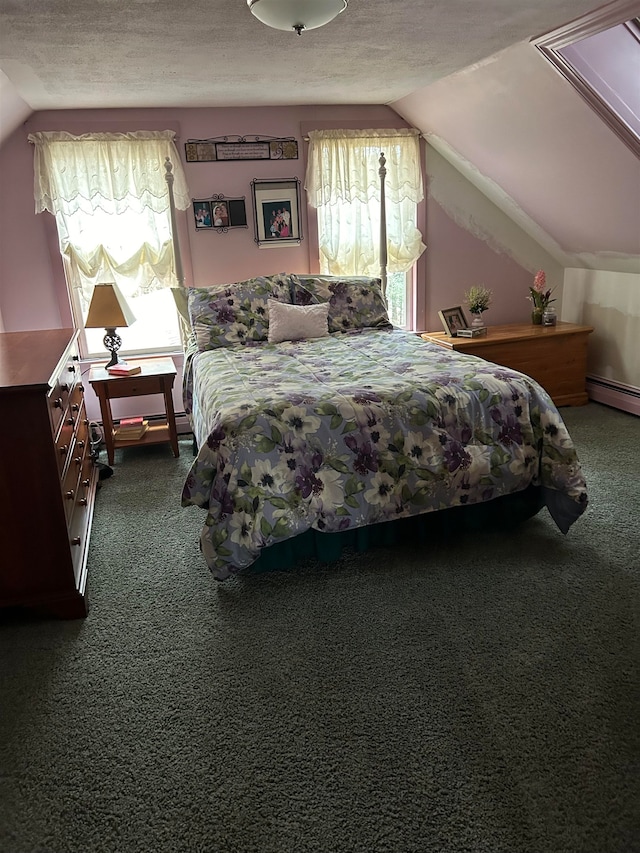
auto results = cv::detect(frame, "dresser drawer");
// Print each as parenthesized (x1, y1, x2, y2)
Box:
(48, 349, 80, 434)
(54, 384, 86, 477)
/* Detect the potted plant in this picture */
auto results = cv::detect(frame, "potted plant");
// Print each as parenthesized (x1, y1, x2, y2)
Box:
(464, 285, 492, 327)
(529, 270, 555, 324)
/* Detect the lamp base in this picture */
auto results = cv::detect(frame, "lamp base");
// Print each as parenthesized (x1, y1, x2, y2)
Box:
(103, 328, 122, 368)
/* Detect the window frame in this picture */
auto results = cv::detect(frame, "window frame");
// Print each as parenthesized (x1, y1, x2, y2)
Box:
(532, 0, 640, 158)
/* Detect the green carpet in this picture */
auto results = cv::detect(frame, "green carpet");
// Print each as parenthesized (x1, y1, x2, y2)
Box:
(1, 402, 638, 853)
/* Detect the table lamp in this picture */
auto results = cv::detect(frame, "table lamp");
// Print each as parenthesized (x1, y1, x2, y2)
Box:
(85, 282, 136, 368)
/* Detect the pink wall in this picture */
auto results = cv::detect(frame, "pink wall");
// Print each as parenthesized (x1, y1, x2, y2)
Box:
(0, 104, 405, 332)
(393, 41, 640, 259)
(0, 101, 536, 419)
(425, 199, 535, 328)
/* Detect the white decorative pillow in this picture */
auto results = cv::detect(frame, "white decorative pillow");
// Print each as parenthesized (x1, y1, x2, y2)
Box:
(267, 299, 330, 344)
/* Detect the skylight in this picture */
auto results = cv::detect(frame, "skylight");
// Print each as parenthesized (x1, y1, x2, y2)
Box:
(533, 2, 640, 157)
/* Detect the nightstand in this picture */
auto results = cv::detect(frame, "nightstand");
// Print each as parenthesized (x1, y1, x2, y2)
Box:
(420, 321, 594, 406)
(88, 356, 180, 464)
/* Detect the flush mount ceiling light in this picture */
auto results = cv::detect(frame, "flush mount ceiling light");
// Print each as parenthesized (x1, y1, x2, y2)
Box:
(247, 0, 348, 35)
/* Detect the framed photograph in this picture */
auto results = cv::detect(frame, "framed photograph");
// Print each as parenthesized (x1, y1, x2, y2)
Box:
(192, 195, 247, 232)
(438, 306, 468, 337)
(250, 178, 302, 248)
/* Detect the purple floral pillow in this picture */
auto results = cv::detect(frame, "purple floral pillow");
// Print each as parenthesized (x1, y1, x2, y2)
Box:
(291, 274, 392, 333)
(188, 274, 292, 350)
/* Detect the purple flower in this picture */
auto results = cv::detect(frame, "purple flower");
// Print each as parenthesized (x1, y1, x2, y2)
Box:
(206, 425, 226, 451)
(216, 305, 236, 324)
(295, 468, 323, 499)
(443, 441, 471, 472)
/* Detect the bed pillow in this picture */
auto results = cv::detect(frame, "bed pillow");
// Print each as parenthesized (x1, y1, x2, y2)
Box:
(291, 274, 392, 333)
(267, 299, 330, 344)
(188, 274, 292, 350)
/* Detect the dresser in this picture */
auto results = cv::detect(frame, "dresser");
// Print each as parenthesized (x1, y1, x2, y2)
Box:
(0, 329, 98, 618)
(420, 321, 594, 406)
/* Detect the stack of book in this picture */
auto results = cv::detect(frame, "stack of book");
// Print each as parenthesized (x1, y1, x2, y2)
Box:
(114, 416, 149, 440)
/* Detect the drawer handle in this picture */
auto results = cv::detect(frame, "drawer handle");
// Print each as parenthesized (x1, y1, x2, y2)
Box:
(71, 537, 81, 546)
(82, 478, 90, 487)
(66, 416, 75, 426)
(79, 498, 87, 507)
(54, 397, 63, 408)
(71, 403, 79, 412)
(69, 365, 76, 373)
(61, 384, 69, 393)
(77, 440, 85, 449)
(59, 444, 68, 455)
(79, 384, 85, 393)
(65, 490, 75, 500)
(74, 456, 82, 465)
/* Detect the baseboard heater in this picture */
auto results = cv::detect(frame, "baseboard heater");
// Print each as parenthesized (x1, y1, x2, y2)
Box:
(587, 375, 640, 416)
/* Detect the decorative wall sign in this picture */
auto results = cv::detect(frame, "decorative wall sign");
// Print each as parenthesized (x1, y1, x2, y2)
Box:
(185, 135, 299, 163)
(192, 195, 248, 233)
(250, 178, 302, 248)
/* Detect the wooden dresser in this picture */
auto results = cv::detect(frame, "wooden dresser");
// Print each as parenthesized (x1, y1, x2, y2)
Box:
(0, 329, 98, 618)
(420, 321, 594, 406)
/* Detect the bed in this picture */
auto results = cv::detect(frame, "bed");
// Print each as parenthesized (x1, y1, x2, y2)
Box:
(164, 157, 588, 581)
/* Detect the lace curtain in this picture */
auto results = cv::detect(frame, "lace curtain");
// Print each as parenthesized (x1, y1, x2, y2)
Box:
(28, 130, 191, 306)
(304, 128, 426, 276)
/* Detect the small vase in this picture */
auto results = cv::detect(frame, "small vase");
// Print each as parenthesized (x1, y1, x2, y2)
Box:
(531, 309, 543, 325)
(471, 312, 485, 328)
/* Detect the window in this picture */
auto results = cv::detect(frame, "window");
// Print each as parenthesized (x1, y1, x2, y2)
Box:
(533, 4, 640, 157)
(386, 270, 413, 329)
(28, 130, 191, 359)
(305, 129, 426, 330)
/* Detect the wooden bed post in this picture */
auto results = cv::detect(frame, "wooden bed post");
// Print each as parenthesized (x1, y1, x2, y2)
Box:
(164, 156, 185, 288)
(379, 152, 388, 301)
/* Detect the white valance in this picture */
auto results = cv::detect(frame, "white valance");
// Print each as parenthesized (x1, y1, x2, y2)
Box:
(28, 130, 191, 216)
(305, 128, 424, 209)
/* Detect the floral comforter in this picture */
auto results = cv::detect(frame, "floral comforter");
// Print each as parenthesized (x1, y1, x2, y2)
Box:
(181, 328, 588, 580)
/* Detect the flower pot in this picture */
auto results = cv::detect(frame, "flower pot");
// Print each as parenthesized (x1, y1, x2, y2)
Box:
(471, 313, 485, 328)
(531, 309, 543, 325)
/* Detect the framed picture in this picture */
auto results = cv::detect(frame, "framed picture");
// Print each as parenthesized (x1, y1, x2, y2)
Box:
(438, 306, 468, 336)
(192, 195, 247, 232)
(250, 178, 302, 248)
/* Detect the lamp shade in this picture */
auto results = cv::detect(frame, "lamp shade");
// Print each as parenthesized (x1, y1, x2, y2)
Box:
(247, 0, 347, 33)
(85, 283, 136, 329)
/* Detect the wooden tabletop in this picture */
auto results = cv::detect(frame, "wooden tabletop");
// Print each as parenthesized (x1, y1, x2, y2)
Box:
(0, 328, 77, 390)
(420, 321, 594, 350)
(88, 355, 177, 383)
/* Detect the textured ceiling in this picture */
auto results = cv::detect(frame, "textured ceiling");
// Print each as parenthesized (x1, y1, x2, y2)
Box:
(0, 0, 603, 111)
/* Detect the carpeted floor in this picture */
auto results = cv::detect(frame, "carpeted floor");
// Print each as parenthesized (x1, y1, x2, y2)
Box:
(0, 402, 638, 853)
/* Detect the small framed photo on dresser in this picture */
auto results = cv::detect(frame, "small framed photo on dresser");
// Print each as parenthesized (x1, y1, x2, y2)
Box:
(438, 306, 468, 337)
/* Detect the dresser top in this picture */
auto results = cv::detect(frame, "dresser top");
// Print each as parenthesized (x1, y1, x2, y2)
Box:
(421, 321, 594, 350)
(0, 328, 77, 391)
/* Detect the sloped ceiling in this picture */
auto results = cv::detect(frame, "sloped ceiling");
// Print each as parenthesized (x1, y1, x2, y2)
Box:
(1, 0, 637, 270)
(0, 0, 603, 111)
(393, 40, 640, 271)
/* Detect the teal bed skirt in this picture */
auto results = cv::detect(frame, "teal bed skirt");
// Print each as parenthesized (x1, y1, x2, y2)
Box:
(248, 484, 545, 574)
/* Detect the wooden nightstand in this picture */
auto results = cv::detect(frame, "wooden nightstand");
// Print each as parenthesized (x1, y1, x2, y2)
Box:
(420, 321, 594, 406)
(88, 356, 180, 465)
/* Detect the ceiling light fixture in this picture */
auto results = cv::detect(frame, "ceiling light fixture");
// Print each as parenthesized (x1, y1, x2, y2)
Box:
(247, 0, 348, 35)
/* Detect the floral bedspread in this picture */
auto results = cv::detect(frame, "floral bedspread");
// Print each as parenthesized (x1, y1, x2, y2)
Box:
(181, 328, 588, 580)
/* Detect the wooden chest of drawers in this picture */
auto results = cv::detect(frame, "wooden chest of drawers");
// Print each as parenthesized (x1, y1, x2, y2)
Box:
(420, 322, 594, 407)
(0, 328, 98, 618)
